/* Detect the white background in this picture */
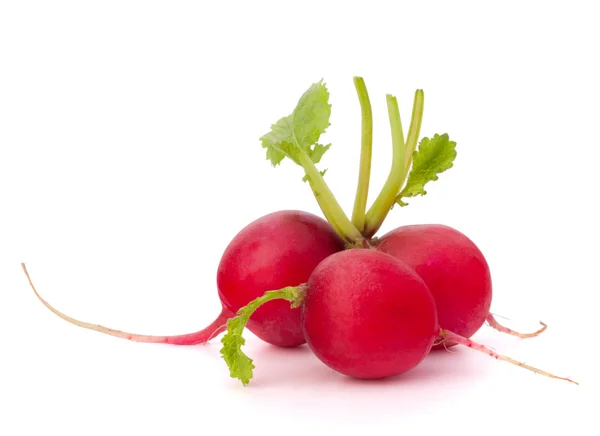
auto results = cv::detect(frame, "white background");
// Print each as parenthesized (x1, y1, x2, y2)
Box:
(1, 1, 597, 434)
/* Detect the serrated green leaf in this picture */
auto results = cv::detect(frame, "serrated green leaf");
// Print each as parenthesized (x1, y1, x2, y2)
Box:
(220, 286, 301, 386)
(259, 81, 332, 167)
(292, 81, 331, 148)
(395, 133, 456, 207)
(260, 115, 296, 165)
(265, 146, 286, 167)
(307, 143, 331, 164)
(220, 316, 255, 386)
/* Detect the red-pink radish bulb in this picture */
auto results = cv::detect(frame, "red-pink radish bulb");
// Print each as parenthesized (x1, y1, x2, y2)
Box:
(301, 249, 438, 378)
(376, 224, 492, 346)
(217, 210, 344, 347)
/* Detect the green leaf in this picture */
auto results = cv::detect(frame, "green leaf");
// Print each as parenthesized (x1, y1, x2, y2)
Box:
(219, 286, 301, 386)
(260, 115, 298, 165)
(265, 145, 286, 167)
(307, 143, 331, 164)
(292, 81, 331, 148)
(259, 81, 332, 167)
(395, 133, 457, 207)
(220, 316, 255, 386)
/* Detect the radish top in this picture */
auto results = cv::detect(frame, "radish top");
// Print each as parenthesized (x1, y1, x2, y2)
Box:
(259, 78, 457, 244)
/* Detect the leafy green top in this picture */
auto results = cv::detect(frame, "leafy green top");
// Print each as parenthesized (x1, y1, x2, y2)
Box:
(258, 80, 365, 244)
(395, 133, 457, 206)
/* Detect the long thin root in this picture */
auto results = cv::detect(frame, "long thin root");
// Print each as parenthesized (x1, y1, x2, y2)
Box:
(439, 328, 578, 385)
(21, 263, 232, 345)
(486, 312, 547, 338)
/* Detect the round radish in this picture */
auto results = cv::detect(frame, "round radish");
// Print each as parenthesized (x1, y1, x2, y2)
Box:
(217, 209, 344, 347)
(301, 249, 438, 378)
(22, 210, 343, 348)
(221, 247, 576, 386)
(375, 224, 492, 346)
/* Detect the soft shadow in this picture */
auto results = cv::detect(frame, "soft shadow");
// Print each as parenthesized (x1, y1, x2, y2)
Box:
(221, 344, 497, 420)
(188, 333, 493, 395)
(246, 343, 336, 388)
(236, 340, 492, 391)
(339, 346, 489, 390)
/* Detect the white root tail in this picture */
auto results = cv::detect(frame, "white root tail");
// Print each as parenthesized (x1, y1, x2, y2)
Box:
(439, 328, 578, 385)
(21, 263, 231, 345)
(486, 313, 547, 338)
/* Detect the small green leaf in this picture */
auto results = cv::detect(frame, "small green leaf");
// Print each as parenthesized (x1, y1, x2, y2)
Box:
(265, 145, 286, 167)
(307, 143, 331, 164)
(220, 286, 301, 386)
(259, 81, 332, 167)
(292, 81, 331, 149)
(260, 115, 298, 165)
(395, 133, 457, 207)
(220, 316, 255, 386)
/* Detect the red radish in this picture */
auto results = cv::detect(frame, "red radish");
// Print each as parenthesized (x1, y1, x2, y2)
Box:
(22, 210, 343, 348)
(301, 249, 438, 378)
(375, 224, 545, 346)
(222, 247, 576, 386)
(375, 224, 491, 345)
(300, 249, 571, 382)
(217, 209, 344, 347)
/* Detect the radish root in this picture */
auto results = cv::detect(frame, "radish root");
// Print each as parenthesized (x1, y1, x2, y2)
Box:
(486, 312, 547, 338)
(21, 263, 233, 345)
(439, 328, 578, 385)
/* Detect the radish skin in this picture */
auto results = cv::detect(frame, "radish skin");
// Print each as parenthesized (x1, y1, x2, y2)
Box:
(376, 224, 492, 345)
(222, 250, 577, 386)
(217, 210, 344, 347)
(376, 224, 549, 346)
(301, 249, 438, 379)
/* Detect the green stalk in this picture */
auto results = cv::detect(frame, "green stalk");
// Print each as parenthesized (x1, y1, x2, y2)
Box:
(363, 95, 406, 237)
(351, 76, 373, 233)
(221, 285, 305, 386)
(402, 89, 425, 184)
(363, 90, 424, 238)
(298, 151, 364, 243)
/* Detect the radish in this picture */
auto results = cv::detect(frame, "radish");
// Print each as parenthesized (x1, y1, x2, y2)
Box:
(377, 225, 490, 348)
(220, 249, 576, 386)
(216, 210, 344, 347)
(341, 79, 545, 343)
(375, 224, 546, 347)
(219, 249, 437, 384)
(22, 210, 343, 348)
(301, 249, 438, 379)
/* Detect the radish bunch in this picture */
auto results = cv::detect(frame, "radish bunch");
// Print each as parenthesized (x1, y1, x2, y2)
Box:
(23, 77, 573, 387)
